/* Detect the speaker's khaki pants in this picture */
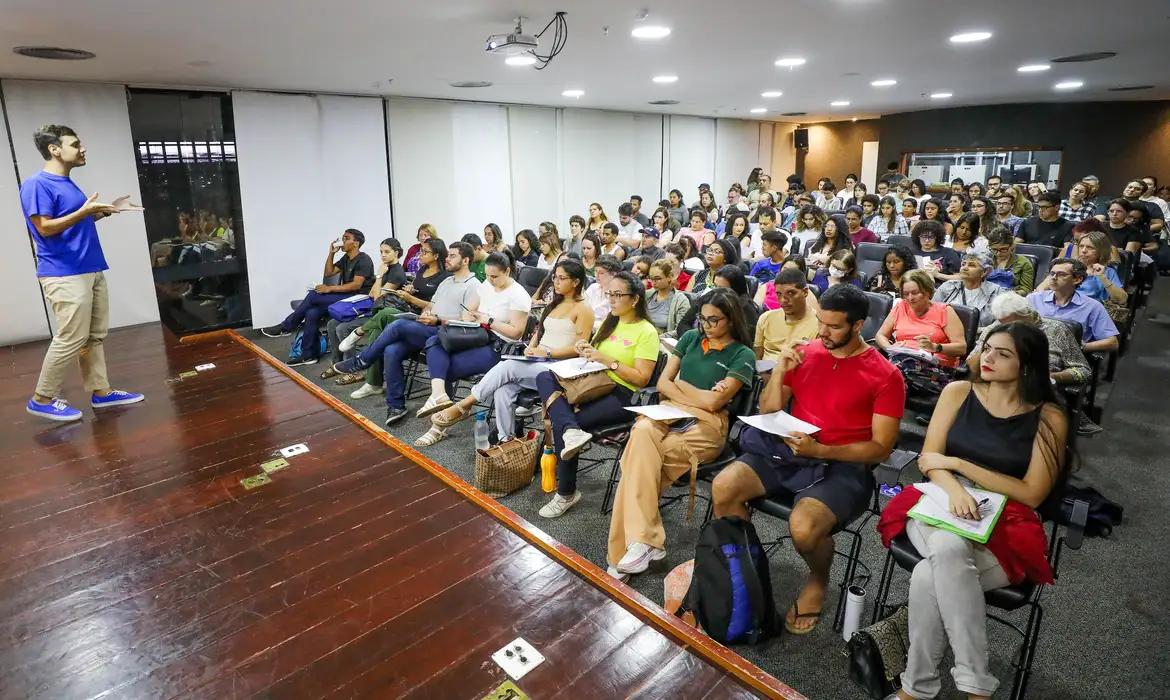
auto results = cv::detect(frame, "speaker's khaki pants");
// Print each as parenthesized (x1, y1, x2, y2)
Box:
(35, 271, 110, 398)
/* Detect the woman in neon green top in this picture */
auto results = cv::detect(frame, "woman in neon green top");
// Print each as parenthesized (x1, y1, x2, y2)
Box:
(535, 271, 660, 519)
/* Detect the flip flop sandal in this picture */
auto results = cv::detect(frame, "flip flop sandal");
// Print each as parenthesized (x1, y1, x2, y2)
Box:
(432, 404, 470, 428)
(335, 372, 364, 386)
(319, 367, 339, 379)
(413, 426, 448, 447)
(784, 601, 823, 635)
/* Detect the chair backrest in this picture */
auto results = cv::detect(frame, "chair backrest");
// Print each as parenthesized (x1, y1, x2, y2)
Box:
(1050, 316, 1083, 344)
(862, 291, 893, 341)
(855, 242, 890, 280)
(802, 238, 818, 256)
(1115, 250, 1135, 286)
(518, 265, 549, 295)
(744, 275, 760, 299)
(1015, 243, 1055, 284)
(1020, 254, 1039, 291)
(522, 313, 540, 342)
(886, 234, 913, 249)
(950, 303, 980, 354)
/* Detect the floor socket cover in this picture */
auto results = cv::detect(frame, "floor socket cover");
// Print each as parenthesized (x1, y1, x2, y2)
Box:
(491, 637, 544, 680)
(279, 443, 309, 458)
(195, 363, 216, 371)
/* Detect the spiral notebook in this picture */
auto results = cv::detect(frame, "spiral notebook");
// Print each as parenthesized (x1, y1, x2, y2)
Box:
(907, 483, 1007, 544)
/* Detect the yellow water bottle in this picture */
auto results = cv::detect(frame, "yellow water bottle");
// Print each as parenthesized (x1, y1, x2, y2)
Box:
(540, 446, 557, 493)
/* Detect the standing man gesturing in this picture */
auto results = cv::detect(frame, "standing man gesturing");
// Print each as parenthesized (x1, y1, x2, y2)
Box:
(21, 125, 145, 422)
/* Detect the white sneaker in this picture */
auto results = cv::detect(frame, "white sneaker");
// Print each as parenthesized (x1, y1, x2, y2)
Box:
(606, 566, 630, 583)
(339, 330, 363, 353)
(616, 542, 666, 575)
(515, 404, 540, 417)
(538, 491, 581, 519)
(350, 383, 384, 399)
(560, 428, 593, 461)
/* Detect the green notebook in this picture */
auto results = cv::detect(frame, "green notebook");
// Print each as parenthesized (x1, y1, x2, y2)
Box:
(907, 483, 1007, 544)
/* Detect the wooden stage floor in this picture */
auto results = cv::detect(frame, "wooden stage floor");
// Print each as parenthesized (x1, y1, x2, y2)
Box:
(0, 325, 803, 700)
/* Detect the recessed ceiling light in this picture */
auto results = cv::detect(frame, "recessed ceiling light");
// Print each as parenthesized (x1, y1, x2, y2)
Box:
(761, 91, 783, 98)
(562, 89, 584, 97)
(450, 81, 492, 88)
(930, 92, 953, 99)
(648, 100, 679, 105)
(949, 31, 992, 43)
(775, 57, 806, 67)
(750, 108, 767, 114)
(12, 46, 95, 60)
(652, 75, 678, 84)
(831, 100, 850, 107)
(1018, 64, 1050, 72)
(1054, 80, 1084, 90)
(631, 25, 671, 39)
(505, 55, 536, 66)
(871, 79, 897, 87)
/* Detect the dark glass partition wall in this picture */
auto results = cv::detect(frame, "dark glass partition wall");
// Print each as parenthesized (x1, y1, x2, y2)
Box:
(127, 89, 250, 335)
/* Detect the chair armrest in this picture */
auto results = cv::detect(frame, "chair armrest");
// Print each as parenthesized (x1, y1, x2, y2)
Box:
(1063, 498, 1089, 551)
(630, 387, 660, 407)
(875, 448, 918, 487)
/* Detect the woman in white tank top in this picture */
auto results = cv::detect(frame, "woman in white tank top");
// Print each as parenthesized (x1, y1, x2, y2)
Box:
(422, 259, 596, 444)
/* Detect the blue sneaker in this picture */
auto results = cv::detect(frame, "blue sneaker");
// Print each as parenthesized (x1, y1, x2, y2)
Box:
(26, 398, 83, 422)
(91, 390, 145, 409)
(332, 355, 369, 374)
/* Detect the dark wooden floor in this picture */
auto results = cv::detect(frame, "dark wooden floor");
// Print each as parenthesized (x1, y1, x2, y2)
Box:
(0, 326, 790, 700)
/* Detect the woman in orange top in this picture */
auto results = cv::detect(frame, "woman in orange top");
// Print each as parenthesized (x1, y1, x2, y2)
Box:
(875, 269, 967, 368)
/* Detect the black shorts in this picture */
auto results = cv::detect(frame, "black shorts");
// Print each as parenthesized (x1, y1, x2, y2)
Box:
(738, 428, 875, 526)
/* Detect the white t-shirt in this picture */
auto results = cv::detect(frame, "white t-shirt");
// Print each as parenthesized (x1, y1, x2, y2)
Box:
(618, 218, 642, 241)
(477, 279, 532, 338)
(583, 282, 611, 323)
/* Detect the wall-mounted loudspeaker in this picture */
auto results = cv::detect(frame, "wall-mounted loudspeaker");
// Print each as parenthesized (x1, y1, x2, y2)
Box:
(794, 128, 809, 150)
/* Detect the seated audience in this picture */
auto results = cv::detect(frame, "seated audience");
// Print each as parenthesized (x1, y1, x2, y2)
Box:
(682, 209, 709, 247)
(535, 271, 659, 518)
(912, 219, 963, 281)
(909, 179, 930, 203)
(331, 241, 481, 425)
(866, 244, 916, 297)
(791, 205, 828, 254)
(513, 229, 540, 267)
(616, 202, 642, 246)
(756, 257, 812, 310)
(676, 237, 703, 285)
(608, 289, 756, 582)
(404, 223, 438, 275)
(686, 238, 739, 294)
(583, 254, 620, 324)
(921, 199, 955, 239)
(262, 229, 375, 366)
(587, 202, 609, 234)
(1118, 178, 1165, 238)
(579, 231, 601, 277)
(816, 180, 844, 211)
(946, 213, 987, 254)
(810, 249, 861, 294)
(645, 258, 690, 336)
(462, 233, 488, 281)
(427, 259, 593, 442)
(630, 256, 652, 286)
(630, 194, 650, 227)
(807, 214, 854, 273)
(993, 190, 1025, 237)
(537, 227, 563, 269)
(1037, 230, 1126, 305)
(713, 284, 903, 633)
(723, 212, 753, 261)
(1101, 198, 1145, 254)
(598, 221, 629, 262)
(902, 197, 920, 225)
(878, 322, 1068, 700)
(635, 227, 667, 263)
(844, 206, 879, 245)
(723, 186, 751, 220)
(859, 194, 881, 226)
(697, 191, 720, 225)
(666, 189, 689, 230)
(562, 214, 587, 256)
(325, 237, 406, 380)
(1059, 218, 1114, 261)
(1058, 181, 1096, 223)
(483, 223, 507, 254)
(1027, 258, 1119, 353)
(844, 182, 867, 209)
(932, 251, 1003, 326)
(754, 268, 820, 361)
(876, 269, 967, 368)
(682, 264, 760, 332)
(986, 228, 1035, 294)
(750, 230, 789, 283)
(868, 195, 911, 240)
(1016, 191, 1075, 248)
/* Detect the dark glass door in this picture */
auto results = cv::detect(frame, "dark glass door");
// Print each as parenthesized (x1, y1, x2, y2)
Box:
(127, 89, 250, 335)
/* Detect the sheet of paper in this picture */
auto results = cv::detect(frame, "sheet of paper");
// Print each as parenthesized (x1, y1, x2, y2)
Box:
(341, 294, 369, 303)
(444, 320, 482, 328)
(886, 344, 940, 364)
(548, 357, 607, 380)
(500, 354, 549, 362)
(625, 404, 697, 422)
(756, 359, 776, 373)
(915, 255, 932, 269)
(909, 483, 1006, 539)
(738, 411, 822, 438)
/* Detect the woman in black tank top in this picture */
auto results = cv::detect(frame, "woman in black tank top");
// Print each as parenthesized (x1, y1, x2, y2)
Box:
(888, 322, 1070, 700)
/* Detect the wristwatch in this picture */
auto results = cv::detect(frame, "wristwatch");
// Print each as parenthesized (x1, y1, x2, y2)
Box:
(935, 342, 943, 353)
(609, 360, 619, 371)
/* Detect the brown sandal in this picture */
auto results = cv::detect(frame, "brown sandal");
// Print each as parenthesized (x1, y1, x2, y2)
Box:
(432, 404, 471, 428)
(335, 372, 363, 386)
(319, 366, 339, 379)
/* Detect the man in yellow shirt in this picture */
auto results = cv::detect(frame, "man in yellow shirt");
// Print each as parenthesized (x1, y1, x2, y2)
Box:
(754, 268, 819, 361)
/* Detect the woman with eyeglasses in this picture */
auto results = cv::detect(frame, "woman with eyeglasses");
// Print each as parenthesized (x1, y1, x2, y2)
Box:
(428, 259, 594, 444)
(911, 219, 963, 282)
(606, 288, 756, 582)
(645, 258, 690, 336)
(533, 271, 660, 519)
(876, 269, 967, 369)
(986, 227, 1036, 294)
(807, 214, 854, 272)
(403, 223, 438, 276)
(685, 238, 739, 294)
(810, 249, 861, 294)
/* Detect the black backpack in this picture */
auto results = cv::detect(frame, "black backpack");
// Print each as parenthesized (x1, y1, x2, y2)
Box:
(676, 516, 782, 645)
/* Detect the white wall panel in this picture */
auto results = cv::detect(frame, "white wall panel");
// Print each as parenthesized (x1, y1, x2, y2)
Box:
(3, 80, 158, 330)
(665, 116, 716, 208)
(507, 106, 560, 238)
(714, 119, 761, 198)
(560, 109, 636, 222)
(452, 103, 513, 238)
(0, 93, 51, 345)
(633, 114, 664, 205)
(234, 92, 391, 328)
(757, 124, 774, 180)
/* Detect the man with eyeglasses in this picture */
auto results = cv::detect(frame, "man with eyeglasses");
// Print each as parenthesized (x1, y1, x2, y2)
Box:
(1027, 258, 1118, 354)
(993, 194, 1024, 238)
(1015, 192, 1074, 248)
(985, 174, 1003, 198)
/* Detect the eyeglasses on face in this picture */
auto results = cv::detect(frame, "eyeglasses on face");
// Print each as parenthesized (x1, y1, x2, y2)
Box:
(699, 314, 726, 327)
(553, 275, 572, 283)
(605, 291, 637, 299)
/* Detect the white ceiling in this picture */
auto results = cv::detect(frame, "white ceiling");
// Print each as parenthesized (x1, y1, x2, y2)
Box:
(1, 0, 1168, 123)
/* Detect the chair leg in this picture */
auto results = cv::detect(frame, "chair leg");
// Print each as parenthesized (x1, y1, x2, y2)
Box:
(833, 529, 864, 632)
(600, 452, 622, 515)
(1010, 602, 1044, 700)
(872, 550, 898, 625)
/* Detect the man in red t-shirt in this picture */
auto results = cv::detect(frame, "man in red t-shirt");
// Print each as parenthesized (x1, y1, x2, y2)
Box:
(712, 284, 905, 635)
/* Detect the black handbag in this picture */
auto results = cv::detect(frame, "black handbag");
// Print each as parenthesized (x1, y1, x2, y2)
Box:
(437, 323, 491, 353)
(847, 606, 909, 699)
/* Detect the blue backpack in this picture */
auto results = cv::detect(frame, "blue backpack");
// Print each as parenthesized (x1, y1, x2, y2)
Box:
(288, 330, 327, 363)
(676, 516, 782, 645)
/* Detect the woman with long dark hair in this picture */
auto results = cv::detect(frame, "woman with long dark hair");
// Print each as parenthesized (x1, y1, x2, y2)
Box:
(947, 213, 987, 254)
(869, 195, 910, 240)
(537, 227, 563, 270)
(921, 199, 955, 239)
(724, 212, 753, 261)
(580, 231, 601, 277)
(685, 238, 739, 293)
(533, 271, 660, 518)
(879, 322, 1070, 700)
(667, 189, 689, 228)
(513, 229, 540, 267)
(606, 287, 756, 582)
(865, 244, 916, 296)
(428, 259, 593, 443)
(483, 223, 507, 253)
(808, 213, 854, 272)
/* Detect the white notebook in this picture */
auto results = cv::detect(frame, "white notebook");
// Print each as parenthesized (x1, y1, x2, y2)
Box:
(908, 483, 1007, 544)
(548, 357, 607, 380)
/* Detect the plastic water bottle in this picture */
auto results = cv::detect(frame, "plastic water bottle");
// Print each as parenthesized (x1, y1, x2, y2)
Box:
(474, 412, 491, 451)
(540, 446, 557, 493)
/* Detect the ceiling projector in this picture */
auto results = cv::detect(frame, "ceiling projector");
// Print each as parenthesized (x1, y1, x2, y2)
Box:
(486, 19, 538, 55)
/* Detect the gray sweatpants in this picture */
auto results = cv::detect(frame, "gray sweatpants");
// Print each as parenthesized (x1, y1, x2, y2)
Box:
(901, 518, 1010, 699)
(470, 359, 549, 439)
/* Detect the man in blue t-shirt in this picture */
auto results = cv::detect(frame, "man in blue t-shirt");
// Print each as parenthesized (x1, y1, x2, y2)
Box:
(749, 230, 788, 284)
(20, 125, 146, 422)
